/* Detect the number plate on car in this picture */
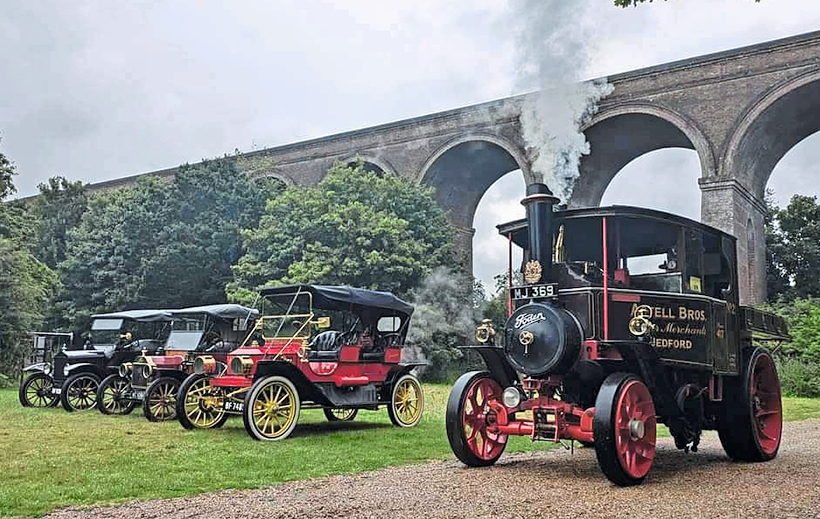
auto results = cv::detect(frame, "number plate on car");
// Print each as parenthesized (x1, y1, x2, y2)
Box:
(52, 388, 61, 395)
(223, 400, 244, 413)
(511, 283, 559, 300)
(132, 390, 145, 400)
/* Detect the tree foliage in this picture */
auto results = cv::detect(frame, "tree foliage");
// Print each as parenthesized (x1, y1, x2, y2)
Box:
(766, 193, 820, 301)
(230, 162, 456, 301)
(32, 176, 88, 269)
(0, 149, 57, 374)
(57, 159, 282, 329)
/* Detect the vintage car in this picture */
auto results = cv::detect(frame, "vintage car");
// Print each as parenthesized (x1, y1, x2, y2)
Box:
(176, 284, 424, 440)
(447, 183, 788, 486)
(18, 332, 74, 407)
(48, 310, 173, 412)
(97, 304, 258, 421)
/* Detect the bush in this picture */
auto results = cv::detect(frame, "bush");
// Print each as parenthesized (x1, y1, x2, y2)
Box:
(777, 357, 820, 398)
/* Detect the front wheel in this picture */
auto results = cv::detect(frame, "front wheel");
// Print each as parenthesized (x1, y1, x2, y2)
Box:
(243, 376, 301, 441)
(176, 374, 228, 430)
(446, 371, 507, 467)
(387, 373, 424, 427)
(97, 374, 137, 415)
(593, 372, 657, 486)
(718, 347, 782, 462)
(143, 376, 180, 422)
(19, 373, 57, 408)
(61, 373, 101, 412)
(323, 408, 358, 421)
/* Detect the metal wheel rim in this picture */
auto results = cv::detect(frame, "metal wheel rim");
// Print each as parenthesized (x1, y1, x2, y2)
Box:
(101, 377, 130, 413)
(26, 376, 54, 407)
(183, 378, 225, 428)
(750, 353, 782, 456)
(614, 380, 656, 479)
(394, 378, 422, 426)
(148, 381, 178, 420)
(252, 380, 297, 439)
(329, 408, 356, 420)
(462, 377, 506, 461)
(67, 376, 98, 410)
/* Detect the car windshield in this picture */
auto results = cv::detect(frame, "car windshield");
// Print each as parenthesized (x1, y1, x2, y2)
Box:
(165, 330, 205, 350)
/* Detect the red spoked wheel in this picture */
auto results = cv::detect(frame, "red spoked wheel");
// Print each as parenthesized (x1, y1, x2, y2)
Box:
(719, 347, 782, 461)
(750, 352, 782, 457)
(446, 371, 508, 467)
(594, 372, 657, 486)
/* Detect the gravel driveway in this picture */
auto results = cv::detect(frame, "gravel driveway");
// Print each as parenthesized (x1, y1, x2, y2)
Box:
(44, 419, 820, 519)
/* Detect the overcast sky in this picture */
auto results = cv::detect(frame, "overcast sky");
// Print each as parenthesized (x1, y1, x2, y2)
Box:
(3, 0, 820, 291)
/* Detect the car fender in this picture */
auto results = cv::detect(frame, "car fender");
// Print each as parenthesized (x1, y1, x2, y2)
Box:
(64, 363, 104, 378)
(22, 362, 49, 374)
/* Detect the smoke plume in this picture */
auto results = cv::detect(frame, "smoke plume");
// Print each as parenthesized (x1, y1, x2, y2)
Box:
(511, 0, 613, 202)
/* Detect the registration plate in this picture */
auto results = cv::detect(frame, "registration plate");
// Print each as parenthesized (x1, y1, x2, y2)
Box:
(223, 400, 244, 413)
(52, 387, 61, 395)
(132, 390, 145, 400)
(511, 283, 558, 300)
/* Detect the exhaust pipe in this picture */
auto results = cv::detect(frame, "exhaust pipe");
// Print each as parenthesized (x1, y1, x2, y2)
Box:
(521, 183, 559, 284)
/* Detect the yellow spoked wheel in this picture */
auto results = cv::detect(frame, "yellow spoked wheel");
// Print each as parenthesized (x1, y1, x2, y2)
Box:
(388, 373, 424, 427)
(243, 376, 300, 441)
(323, 407, 358, 422)
(176, 374, 228, 430)
(143, 377, 180, 422)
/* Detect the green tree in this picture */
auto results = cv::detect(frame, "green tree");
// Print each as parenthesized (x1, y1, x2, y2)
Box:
(0, 148, 57, 374)
(58, 159, 281, 328)
(767, 194, 820, 301)
(230, 161, 456, 300)
(765, 190, 789, 301)
(32, 176, 88, 269)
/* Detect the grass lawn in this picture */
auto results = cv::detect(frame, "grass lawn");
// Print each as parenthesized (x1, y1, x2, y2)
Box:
(1, 385, 818, 518)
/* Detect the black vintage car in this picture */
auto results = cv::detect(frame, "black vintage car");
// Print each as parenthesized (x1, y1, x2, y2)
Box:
(18, 332, 74, 408)
(48, 309, 173, 412)
(97, 304, 258, 421)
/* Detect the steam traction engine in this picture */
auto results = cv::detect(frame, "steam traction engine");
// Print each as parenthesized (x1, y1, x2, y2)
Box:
(447, 183, 789, 486)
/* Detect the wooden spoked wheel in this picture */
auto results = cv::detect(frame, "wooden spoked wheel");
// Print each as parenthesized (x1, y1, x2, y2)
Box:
(594, 373, 657, 486)
(177, 374, 228, 430)
(60, 373, 101, 412)
(143, 377, 180, 422)
(98, 374, 137, 415)
(446, 371, 507, 467)
(387, 373, 424, 427)
(243, 376, 301, 441)
(323, 408, 358, 421)
(19, 373, 57, 408)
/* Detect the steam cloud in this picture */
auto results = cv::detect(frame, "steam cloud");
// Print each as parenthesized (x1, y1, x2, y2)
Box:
(511, 0, 613, 203)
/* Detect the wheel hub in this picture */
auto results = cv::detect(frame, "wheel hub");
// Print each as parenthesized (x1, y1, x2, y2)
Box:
(629, 418, 645, 440)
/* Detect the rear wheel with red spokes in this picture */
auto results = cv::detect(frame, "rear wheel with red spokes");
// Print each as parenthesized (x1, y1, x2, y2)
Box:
(446, 371, 508, 467)
(719, 347, 782, 461)
(594, 372, 657, 486)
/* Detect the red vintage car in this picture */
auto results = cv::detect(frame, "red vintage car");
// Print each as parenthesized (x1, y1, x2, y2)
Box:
(176, 284, 424, 440)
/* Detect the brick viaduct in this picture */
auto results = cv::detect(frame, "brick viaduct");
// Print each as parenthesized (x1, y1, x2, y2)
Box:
(91, 30, 820, 305)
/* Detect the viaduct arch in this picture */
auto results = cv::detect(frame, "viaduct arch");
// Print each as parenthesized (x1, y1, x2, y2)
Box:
(85, 30, 820, 305)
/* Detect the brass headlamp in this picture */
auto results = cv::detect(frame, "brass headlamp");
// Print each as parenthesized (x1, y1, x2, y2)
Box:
(475, 319, 497, 345)
(230, 356, 254, 375)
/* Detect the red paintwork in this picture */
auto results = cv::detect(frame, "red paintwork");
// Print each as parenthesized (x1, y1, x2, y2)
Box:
(614, 380, 656, 478)
(152, 355, 185, 368)
(461, 377, 507, 460)
(483, 377, 595, 445)
(750, 353, 782, 456)
(602, 217, 610, 341)
(205, 336, 406, 394)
